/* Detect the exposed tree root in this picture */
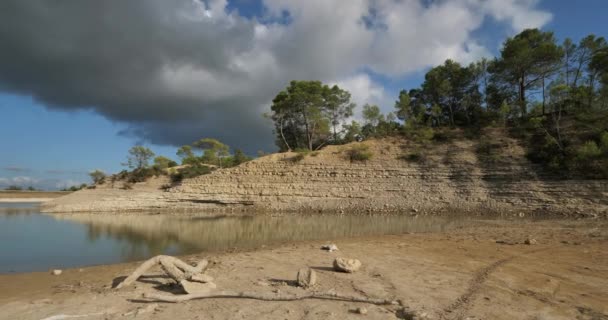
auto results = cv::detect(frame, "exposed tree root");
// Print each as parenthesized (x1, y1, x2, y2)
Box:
(115, 255, 209, 289)
(143, 290, 398, 305)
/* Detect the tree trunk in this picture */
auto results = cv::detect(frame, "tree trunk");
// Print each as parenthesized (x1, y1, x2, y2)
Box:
(542, 75, 546, 115)
(519, 75, 527, 116)
(279, 116, 291, 151)
(115, 255, 209, 289)
(143, 290, 398, 305)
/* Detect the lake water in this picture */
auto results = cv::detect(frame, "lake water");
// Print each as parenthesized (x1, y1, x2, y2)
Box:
(1, 202, 474, 273)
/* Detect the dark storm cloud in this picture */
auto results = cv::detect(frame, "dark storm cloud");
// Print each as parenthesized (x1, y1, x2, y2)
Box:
(0, 0, 276, 152)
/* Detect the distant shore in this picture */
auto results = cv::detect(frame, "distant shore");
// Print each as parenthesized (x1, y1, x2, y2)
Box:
(0, 191, 70, 203)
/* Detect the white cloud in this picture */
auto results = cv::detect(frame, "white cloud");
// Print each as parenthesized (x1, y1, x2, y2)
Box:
(477, 0, 552, 32)
(333, 74, 391, 120)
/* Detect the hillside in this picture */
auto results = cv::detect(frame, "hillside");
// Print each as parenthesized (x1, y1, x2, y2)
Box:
(42, 129, 607, 217)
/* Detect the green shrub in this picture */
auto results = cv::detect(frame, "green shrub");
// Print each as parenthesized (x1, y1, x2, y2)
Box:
(89, 170, 106, 185)
(170, 164, 213, 183)
(127, 167, 158, 183)
(600, 132, 608, 153)
(403, 126, 434, 144)
(346, 145, 373, 162)
(287, 153, 305, 163)
(576, 141, 602, 160)
(401, 152, 424, 163)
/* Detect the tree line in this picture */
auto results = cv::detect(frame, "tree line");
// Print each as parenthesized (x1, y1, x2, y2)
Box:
(266, 28, 608, 178)
(89, 138, 253, 186)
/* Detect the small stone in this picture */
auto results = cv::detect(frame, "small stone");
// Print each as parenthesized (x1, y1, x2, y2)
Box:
(333, 258, 362, 273)
(356, 307, 368, 315)
(296, 268, 317, 288)
(51, 269, 62, 276)
(321, 244, 339, 252)
(524, 237, 537, 245)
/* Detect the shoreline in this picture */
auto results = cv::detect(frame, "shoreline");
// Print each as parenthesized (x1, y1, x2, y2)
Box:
(0, 198, 53, 203)
(1, 219, 606, 319)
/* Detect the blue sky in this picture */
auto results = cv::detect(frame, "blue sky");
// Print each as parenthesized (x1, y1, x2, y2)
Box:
(0, 0, 606, 190)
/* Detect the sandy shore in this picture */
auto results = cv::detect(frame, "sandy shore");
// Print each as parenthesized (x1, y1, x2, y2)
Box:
(0, 219, 606, 320)
(0, 198, 55, 203)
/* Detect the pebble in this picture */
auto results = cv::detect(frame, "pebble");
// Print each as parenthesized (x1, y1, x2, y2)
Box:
(321, 244, 339, 252)
(356, 307, 368, 315)
(51, 269, 62, 276)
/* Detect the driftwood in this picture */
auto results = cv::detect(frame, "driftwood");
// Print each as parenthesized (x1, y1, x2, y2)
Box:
(115, 255, 209, 289)
(143, 290, 398, 305)
(120, 255, 398, 307)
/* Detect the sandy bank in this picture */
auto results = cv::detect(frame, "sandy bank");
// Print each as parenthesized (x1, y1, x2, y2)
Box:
(0, 191, 70, 203)
(0, 198, 55, 203)
(1, 219, 606, 320)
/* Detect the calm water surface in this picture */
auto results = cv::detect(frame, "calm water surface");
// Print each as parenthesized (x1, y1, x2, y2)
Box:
(1, 202, 474, 273)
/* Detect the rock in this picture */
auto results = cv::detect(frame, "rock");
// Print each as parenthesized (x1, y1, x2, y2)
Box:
(333, 258, 362, 273)
(321, 244, 339, 252)
(180, 280, 217, 294)
(296, 268, 317, 288)
(524, 237, 537, 245)
(51, 269, 62, 276)
(356, 307, 368, 315)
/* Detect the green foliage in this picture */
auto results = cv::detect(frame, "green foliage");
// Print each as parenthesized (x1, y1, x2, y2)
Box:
(600, 132, 608, 153)
(177, 145, 197, 165)
(125, 146, 155, 169)
(231, 149, 252, 166)
(61, 184, 88, 192)
(259, 29, 608, 178)
(576, 141, 602, 160)
(153, 156, 177, 170)
(4, 185, 22, 191)
(346, 145, 373, 162)
(287, 153, 306, 163)
(400, 151, 424, 163)
(170, 163, 214, 183)
(126, 167, 164, 183)
(342, 121, 362, 143)
(89, 169, 106, 184)
(194, 138, 230, 167)
(403, 125, 434, 144)
(490, 28, 563, 115)
(268, 80, 354, 151)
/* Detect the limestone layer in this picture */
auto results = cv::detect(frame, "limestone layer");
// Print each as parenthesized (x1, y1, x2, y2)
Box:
(42, 135, 608, 217)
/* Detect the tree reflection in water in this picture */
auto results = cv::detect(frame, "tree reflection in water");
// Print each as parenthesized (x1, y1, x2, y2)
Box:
(55, 213, 472, 262)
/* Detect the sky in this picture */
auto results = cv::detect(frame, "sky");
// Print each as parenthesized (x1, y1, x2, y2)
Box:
(0, 0, 606, 190)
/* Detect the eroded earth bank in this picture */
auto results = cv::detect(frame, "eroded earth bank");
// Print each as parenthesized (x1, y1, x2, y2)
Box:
(42, 132, 607, 217)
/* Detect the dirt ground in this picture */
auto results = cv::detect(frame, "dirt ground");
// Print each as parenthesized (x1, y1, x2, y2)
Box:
(0, 219, 606, 320)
